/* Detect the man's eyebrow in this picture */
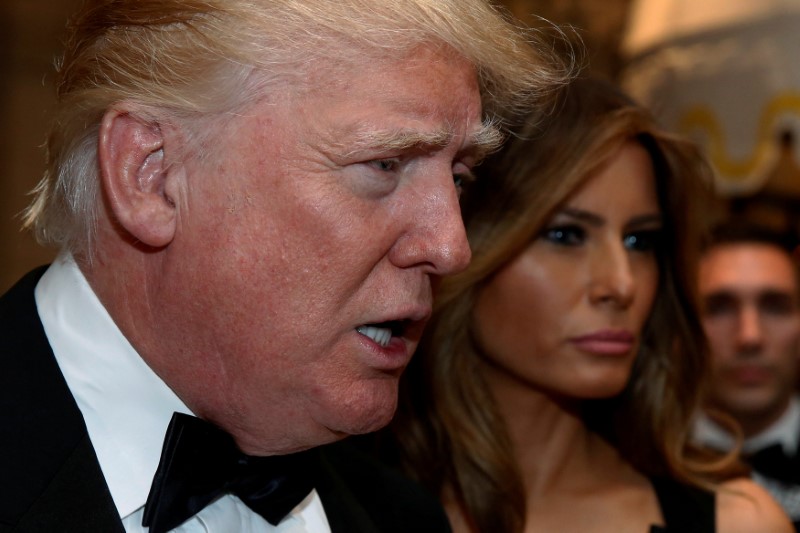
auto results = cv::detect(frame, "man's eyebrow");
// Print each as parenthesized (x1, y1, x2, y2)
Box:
(342, 120, 503, 160)
(703, 290, 737, 302)
(343, 129, 453, 156)
(759, 289, 798, 302)
(467, 121, 504, 162)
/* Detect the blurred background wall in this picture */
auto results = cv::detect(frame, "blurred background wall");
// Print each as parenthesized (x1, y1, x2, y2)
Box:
(1, 0, 82, 292)
(621, 0, 800, 238)
(4, 0, 799, 293)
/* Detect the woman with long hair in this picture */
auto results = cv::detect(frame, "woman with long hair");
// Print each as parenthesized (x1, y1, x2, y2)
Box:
(388, 77, 791, 532)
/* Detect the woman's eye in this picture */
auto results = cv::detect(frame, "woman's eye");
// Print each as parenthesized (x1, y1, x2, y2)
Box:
(623, 229, 663, 252)
(541, 225, 585, 246)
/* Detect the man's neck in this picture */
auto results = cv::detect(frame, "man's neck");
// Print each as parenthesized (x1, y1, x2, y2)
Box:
(734, 399, 794, 440)
(699, 397, 800, 455)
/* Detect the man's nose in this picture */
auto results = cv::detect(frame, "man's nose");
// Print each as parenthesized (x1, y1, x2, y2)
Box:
(389, 173, 471, 276)
(736, 306, 764, 352)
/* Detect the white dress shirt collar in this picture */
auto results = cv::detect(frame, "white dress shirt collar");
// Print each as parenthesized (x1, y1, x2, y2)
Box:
(35, 253, 193, 518)
(746, 397, 800, 455)
(34, 254, 331, 532)
(693, 396, 800, 455)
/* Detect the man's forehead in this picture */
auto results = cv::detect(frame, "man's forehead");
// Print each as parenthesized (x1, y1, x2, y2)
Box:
(701, 244, 799, 295)
(703, 244, 795, 274)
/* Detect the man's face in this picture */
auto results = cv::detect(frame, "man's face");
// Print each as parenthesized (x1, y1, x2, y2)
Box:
(161, 44, 483, 453)
(699, 243, 800, 434)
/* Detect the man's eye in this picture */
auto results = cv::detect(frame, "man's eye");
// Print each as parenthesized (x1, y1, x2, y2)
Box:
(759, 293, 798, 316)
(453, 175, 464, 196)
(453, 170, 475, 196)
(541, 225, 585, 246)
(623, 229, 663, 252)
(369, 158, 400, 172)
(703, 295, 738, 317)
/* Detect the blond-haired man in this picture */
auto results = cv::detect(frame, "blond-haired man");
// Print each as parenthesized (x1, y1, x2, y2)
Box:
(0, 1, 569, 532)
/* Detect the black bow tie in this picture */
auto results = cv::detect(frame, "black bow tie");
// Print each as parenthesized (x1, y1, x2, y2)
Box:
(746, 443, 800, 485)
(143, 412, 316, 533)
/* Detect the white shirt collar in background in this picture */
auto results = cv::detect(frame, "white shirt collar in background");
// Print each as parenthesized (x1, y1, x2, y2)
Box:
(693, 396, 800, 455)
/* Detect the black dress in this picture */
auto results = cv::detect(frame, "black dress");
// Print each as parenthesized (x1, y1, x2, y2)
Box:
(649, 477, 715, 533)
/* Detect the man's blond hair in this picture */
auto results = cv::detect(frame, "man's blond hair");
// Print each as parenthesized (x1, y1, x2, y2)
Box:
(25, 0, 573, 255)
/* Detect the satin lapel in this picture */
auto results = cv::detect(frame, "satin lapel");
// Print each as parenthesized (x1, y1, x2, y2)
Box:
(0, 267, 123, 532)
(10, 434, 124, 533)
(314, 448, 382, 533)
(312, 441, 452, 533)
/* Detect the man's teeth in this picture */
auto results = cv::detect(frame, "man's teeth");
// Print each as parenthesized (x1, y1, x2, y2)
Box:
(357, 325, 392, 347)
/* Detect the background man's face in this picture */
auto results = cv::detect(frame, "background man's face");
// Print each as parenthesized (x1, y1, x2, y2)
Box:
(699, 243, 800, 434)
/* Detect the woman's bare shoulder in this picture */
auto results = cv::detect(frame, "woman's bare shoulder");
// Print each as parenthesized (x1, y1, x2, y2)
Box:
(716, 477, 793, 533)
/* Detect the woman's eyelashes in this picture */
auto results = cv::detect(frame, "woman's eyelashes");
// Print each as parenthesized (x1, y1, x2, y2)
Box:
(541, 224, 585, 246)
(540, 224, 664, 251)
(623, 228, 663, 252)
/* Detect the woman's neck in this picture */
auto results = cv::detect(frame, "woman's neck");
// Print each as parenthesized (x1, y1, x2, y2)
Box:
(483, 360, 637, 497)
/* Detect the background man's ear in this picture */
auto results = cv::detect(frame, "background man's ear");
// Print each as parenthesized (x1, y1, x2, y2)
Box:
(98, 106, 178, 247)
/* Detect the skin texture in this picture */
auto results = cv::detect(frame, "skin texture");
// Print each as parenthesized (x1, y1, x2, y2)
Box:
(88, 43, 484, 455)
(700, 243, 800, 437)
(467, 142, 667, 532)
(460, 142, 794, 532)
(473, 141, 662, 403)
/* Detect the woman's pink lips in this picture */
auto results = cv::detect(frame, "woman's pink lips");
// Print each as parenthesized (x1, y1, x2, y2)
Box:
(569, 330, 635, 355)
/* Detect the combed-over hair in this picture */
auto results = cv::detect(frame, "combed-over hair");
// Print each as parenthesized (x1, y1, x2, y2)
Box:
(23, 0, 572, 257)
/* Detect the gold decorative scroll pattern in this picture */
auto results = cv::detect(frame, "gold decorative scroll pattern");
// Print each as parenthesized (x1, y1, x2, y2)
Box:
(679, 92, 800, 181)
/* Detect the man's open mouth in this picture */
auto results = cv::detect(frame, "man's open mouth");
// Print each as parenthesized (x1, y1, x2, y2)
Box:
(356, 321, 405, 347)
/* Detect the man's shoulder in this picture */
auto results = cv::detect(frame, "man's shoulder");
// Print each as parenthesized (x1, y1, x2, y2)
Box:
(0, 266, 122, 532)
(0, 265, 57, 412)
(0, 266, 48, 321)
(315, 439, 452, 532)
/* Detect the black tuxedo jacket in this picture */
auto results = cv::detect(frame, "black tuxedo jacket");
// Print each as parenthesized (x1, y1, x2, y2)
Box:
(0, 268, 451, 533)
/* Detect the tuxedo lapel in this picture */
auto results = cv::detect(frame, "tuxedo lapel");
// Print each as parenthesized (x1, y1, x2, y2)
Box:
(0, 267, 123, 532)
(314, 447, 382, 533)
(0, 268, 449, 533)
(7, 434, 124, 533)
(314, 442, 452, 533)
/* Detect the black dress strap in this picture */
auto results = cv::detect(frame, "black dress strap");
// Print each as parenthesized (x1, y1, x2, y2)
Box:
(649, 477, 715, 533)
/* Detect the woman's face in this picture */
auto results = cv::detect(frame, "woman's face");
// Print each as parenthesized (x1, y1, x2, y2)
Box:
(473, 141, 663, 399)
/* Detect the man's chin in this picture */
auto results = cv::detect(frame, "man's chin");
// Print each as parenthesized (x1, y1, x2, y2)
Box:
(326, 385, 400, 437)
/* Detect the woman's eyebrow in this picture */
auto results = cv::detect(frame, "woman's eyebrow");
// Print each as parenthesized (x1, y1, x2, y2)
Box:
(559, 207, 603, 226)
(627, 214, 663, 227)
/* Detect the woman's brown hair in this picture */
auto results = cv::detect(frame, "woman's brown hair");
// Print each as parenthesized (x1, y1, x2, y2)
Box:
(389, 77, 728, 532)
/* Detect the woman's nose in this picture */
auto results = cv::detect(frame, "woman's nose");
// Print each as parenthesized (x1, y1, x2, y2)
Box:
(587, 243, 635, 309)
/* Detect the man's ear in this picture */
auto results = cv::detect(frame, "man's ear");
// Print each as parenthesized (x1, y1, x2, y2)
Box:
(98, 105, 178, 247)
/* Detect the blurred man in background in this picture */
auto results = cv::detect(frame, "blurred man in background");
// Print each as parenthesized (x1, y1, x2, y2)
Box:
(695, 221, 800, 529)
